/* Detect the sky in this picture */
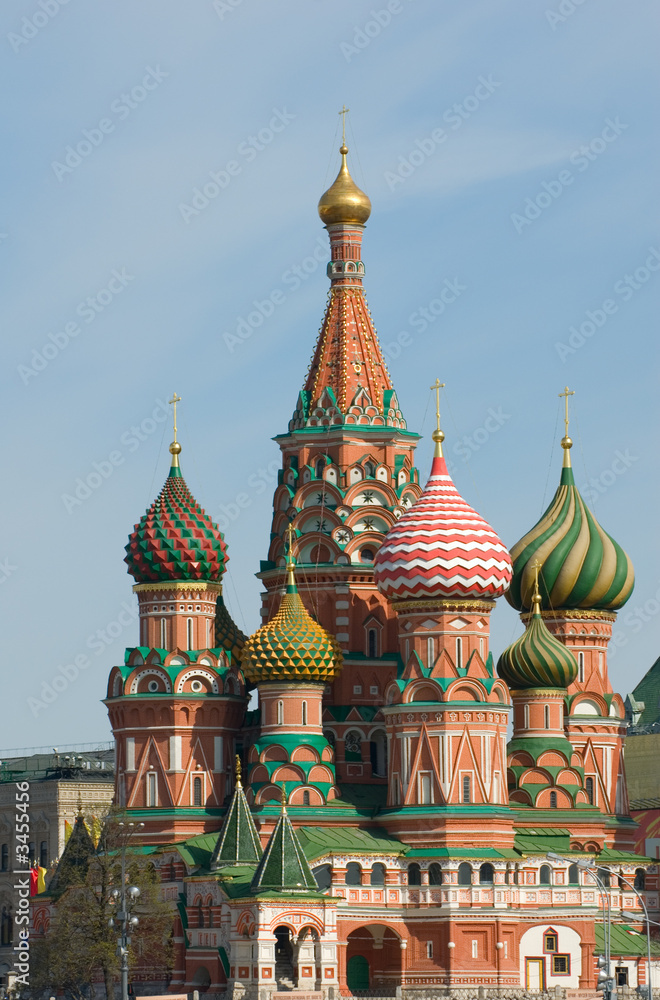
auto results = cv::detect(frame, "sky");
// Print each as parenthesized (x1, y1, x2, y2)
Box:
(1, 0, 658, 752)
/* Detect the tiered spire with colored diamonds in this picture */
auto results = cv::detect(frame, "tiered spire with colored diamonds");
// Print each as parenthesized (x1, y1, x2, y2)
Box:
(506, 389, 634, 611)
(250, 797, 317, 894)
(210, 758, 262, 869)
(375, 383, 512, 601)
(289, 140, 405, 431)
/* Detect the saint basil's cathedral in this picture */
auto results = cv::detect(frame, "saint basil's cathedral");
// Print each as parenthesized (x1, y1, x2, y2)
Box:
(44, 141, 658, 997)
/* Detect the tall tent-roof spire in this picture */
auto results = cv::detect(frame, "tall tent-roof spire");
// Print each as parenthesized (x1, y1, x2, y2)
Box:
(290, 120, 406, 432)
(47, 811, 96, 898)
(250, 794, 317, 894)
(210, 757, 262, 869)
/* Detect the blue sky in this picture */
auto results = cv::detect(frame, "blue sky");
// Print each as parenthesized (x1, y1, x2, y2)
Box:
(1, 0, 658, 750)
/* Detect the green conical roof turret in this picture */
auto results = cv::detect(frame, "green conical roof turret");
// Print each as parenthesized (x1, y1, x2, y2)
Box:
(250, 797, 317, 894)
(48, 807, 96, 898)
(210, 758, 262, 869)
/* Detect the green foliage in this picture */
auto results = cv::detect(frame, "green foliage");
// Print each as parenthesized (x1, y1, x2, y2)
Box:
(29, 811, 173, 1000)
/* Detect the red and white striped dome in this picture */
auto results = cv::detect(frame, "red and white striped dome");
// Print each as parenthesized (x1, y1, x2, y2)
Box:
(374, 455, 512, 601)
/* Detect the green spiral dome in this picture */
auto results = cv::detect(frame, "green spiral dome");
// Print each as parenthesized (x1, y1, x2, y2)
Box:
(242, 576, 343, 684)
(497, 596, 578, 690)
(506, 465, 634, 612)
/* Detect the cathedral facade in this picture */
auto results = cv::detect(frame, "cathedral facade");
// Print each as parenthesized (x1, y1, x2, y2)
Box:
(100, 143, 658, 998)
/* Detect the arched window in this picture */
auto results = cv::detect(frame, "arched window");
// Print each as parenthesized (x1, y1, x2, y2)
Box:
(277, 700, 283, 725)
(160, 618, 167, 648)
(540, 865, 552, 885)
(302, 701, 308, 726)
(193, 776, 202, 807)
(39, 841, 48, 868)
(370, 730, 387, 777)
(457, 862, 472, 886)
(315, 457, 325, 479)
(370, 863, 385, 886)
(524, 704, 530, 729)
(0, 906, 12, 946)
(187, 618, 194, 650)
(455, 637, 463, 670)
(578, 651, 585, 683)
(585, 777, 594, 804)
(208, 906, 214, 928)
(169, 861, 176, 881)
(634, 868, 645, 891)
(345, 731, 362, 761)
(407, 863, 421, 886)
(1, 844, 8, 871)
(429, 863, 443, 885)
(568, 864, 579, 884)
(427, 637, 435, 668)
(597, 867, 611, 888)
(364, 461, 375, 479)
(360, 548, 375, 563)
(302, 790, 310, 806)
(345, 862, 362, 885)
(197, 903, 204, 928)
(549, 791, 558, 808)
(479, 863, 494, 884)
(462, 775, 471, 803)
(513, 866, 520, 885)
(367, 629, 377, 658)
(313, 864, 332, 891)
(479, 637, 484, 658)
(544, 705, 550, 729)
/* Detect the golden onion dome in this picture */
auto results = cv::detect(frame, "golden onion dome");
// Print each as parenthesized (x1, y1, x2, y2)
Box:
(318, 144, 371, 226)
(242, 557, 343, 684)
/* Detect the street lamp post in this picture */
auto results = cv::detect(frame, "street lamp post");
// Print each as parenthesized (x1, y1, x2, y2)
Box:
(547, 853, 613, 1000)
(109, 821, 145, 1000)
(617, 871, 654, 1000)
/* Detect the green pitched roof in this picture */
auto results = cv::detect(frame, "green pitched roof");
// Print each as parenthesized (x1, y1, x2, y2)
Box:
(296, 825, 406, 862)
(631, 656, 660, 728)
(250, 808, 317, 894)
(210, 780, 262, 869)
(47, 812, 96, 898)
(596, 924, 660, 957)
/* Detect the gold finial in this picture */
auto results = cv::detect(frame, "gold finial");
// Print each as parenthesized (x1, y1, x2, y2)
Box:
(77, 794, 83, 817)
(281, 785, 287, 812)
(285, 522, 297, 589)
(559, 386, 574, 468)
(168, 392, 182, 466)
(531, 558, 543, 612)
(235, 754, 242, 787)
(430, 379, 446, 457)
(339, 105, 350, 149)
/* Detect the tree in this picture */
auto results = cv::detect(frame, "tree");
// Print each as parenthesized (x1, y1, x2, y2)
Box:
(30, 810, 173, 1000)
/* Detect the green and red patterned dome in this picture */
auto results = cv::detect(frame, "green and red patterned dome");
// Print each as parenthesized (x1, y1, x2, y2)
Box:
(497, 586, 578, 690)
(125, 444, 228, 584)
(506, 443, 634, 613)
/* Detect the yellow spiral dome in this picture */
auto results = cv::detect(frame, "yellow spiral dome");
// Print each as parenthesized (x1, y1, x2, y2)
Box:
(318, 144, 371, 226)
(242, 564, 343, 684)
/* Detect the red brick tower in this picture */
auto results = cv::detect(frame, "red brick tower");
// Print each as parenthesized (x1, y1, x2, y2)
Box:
(258, 143, 422, 784)
(105, 407, 247, 844)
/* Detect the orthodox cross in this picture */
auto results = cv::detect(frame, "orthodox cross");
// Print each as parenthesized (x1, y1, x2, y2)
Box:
(531, 557, 543, 602)
(559, 386, 574, 438)
(430, 378, 446, 434)
(339, 105, 350, 144)
(285, 521, 295, 563)
(168, 392, 181, 443)
(235, 754, 242, 786)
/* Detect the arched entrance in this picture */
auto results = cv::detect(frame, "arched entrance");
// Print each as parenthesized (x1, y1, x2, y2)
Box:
(346, 925, 401, 992)
(274, 925, 297, 988)
(191, 966, 211, 992)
